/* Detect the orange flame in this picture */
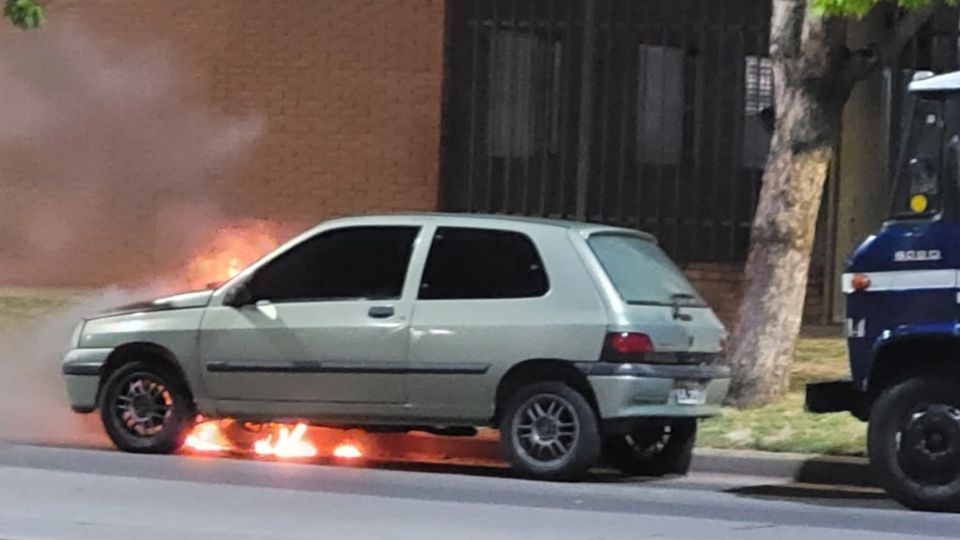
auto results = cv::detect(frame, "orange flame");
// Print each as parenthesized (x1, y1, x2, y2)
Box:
(184, 419, 365, 462)
(227, 258, 242, 279)
(184, 420, 232, 453)
(332, 443, 363, 460)
(253, 423, 318, 459)
(184, 220, 281, 290)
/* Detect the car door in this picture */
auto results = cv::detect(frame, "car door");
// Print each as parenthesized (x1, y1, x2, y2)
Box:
(198, 225, 421, 406)
(407, 226, 602, 421)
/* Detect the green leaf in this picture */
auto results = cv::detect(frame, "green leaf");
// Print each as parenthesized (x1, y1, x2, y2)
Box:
(811, 0, 958, 17)
(4, 0, 45, 29)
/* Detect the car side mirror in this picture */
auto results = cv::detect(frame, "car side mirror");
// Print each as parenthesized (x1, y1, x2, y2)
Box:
(223, 279, 255, 308)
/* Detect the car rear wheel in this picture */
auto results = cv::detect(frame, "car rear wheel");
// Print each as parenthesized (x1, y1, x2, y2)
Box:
(99, 361, 194, 454)
(868, 377, 960, 512)
(605, 419, 696, 477)
(499, 382, 601, 481)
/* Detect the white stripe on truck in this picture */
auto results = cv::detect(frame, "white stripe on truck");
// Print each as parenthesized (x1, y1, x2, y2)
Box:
(842, 270, 959, 293)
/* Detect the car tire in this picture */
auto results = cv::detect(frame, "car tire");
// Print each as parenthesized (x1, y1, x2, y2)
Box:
(499, 381, 601, 481)
(868, 377, 960, 512)
(605, 419, 696, 477)
(99, 361, 195, 454)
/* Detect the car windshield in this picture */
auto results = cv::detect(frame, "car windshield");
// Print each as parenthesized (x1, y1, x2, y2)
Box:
(587, 233, 705, 306)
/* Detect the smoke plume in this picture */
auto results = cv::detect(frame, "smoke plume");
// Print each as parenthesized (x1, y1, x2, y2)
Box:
(0, 22, 264, 286)
(0, 288, 162, 446)
(0, 23, 265, 444)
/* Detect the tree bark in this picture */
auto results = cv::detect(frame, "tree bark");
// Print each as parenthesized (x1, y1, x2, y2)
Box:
(725, 1, 939, 408)
(726, 0, 849, 407)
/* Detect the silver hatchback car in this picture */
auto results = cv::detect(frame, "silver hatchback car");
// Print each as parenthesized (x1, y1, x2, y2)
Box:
(63, 213, 729, 480)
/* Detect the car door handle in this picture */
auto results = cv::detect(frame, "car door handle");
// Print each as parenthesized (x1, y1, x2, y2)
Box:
(368, 306, 395, 319)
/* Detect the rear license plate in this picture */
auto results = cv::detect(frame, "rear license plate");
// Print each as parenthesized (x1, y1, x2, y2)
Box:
(672, 382, 707, 405)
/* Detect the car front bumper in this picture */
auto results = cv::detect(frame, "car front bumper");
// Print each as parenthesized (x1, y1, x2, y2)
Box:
(62, 348, 112, 413)
(578, 363, 730, 419)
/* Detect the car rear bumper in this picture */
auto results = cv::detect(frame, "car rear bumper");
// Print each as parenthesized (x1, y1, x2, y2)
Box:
(62, 348, 112, 413)
(805, 380, 867, 420)
(578, 363, 730, 419)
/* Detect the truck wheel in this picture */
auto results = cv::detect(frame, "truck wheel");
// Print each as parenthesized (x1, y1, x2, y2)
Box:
(606, 419, 696, 477)
(499, 382, 601, 481)
(868, 377, 960, 512)
(99, 361, 195, 454)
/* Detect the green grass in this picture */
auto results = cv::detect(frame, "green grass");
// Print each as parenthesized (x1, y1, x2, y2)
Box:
(0, 289, 864, 456)
(0, 288, 82, 327)
(698, 336, 867, 456)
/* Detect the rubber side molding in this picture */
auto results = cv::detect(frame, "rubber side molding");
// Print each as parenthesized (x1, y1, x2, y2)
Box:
(575, 362, 730, 379)
(62, 362, 102, 376)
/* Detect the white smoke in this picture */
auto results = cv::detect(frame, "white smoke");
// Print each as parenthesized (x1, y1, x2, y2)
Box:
(0, 288, 162, 445)
(0, 22, 265, 286)
(0, 22, 266, 444)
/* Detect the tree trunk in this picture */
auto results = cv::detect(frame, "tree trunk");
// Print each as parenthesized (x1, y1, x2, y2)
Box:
(726, 0, 850, 407)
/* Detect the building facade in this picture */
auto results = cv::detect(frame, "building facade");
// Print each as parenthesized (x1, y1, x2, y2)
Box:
(2, 0, 958, 326)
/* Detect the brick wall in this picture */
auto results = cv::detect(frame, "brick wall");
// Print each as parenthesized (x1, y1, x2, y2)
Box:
(682, 263, 826, 329)
(67, 0, 446, 220)
(0, 0, 446, 286)
(0, 1, 828, 324)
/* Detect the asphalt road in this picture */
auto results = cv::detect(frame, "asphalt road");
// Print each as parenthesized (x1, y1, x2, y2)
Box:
(0, 444, 958, 539)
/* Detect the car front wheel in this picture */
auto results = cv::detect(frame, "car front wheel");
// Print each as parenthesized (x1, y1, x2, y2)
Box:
(499, 382, 601, 481)
(99, 361, 195, 454)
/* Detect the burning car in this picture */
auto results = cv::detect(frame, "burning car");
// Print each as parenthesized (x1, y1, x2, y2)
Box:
(62, 213, 729, 480)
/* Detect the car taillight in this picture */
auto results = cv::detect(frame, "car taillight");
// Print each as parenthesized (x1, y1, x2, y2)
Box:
(602, 332, 654, 362)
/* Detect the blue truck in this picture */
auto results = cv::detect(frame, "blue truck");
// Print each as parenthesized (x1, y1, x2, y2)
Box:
(806, 70, 960, 512)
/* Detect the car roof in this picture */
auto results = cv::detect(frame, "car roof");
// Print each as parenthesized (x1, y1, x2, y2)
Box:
(318, 212, 656, 240)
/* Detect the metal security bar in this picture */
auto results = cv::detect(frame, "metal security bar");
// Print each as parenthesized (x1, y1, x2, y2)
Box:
(439, 0, 771, 263)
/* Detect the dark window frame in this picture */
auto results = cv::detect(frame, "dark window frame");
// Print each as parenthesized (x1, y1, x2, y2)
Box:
(418, 226, 551, 300)
(249, 226, 421, 304)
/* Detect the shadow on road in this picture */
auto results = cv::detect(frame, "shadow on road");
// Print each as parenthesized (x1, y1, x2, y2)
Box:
(367, 458, 900, 510)
(727, 483, 890, 505)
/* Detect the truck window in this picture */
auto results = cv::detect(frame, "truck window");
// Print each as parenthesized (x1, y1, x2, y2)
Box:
(892, 98, 943, 218)
(587, 233, 704, 307)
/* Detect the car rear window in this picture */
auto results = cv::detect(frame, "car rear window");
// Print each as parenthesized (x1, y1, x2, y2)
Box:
(587, 233, 704, 306)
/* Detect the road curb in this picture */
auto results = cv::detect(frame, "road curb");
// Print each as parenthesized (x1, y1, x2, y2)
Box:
(692, 448, 876, 487)
(395, 431, 877, 488)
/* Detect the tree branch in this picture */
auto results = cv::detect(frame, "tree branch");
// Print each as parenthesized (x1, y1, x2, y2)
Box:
(771, 0, 807, 62)
(847, 2, 938, 83)
(883, 3, 938, 63)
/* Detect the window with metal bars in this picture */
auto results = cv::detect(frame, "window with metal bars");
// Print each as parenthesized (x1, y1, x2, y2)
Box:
(742, 55, 774, 169)
(637, 45, 686, 165)
(439, 0, 772, 263)
(487, 31, 562, 157)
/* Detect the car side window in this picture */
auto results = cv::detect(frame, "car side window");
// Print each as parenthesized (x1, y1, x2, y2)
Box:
(419, 227, 548, 300)
(251, 226, 419, 302)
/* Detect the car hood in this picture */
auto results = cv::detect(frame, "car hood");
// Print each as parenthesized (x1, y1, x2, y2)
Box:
(89, 289, 215, 320)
